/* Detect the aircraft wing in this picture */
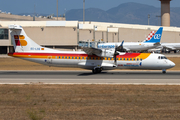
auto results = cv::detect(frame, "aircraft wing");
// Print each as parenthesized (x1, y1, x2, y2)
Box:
(163, 46, 176, 50)
(154, 42, 161, 46)
(82, 47, 115, 57)
(82, 41, 124, 57)
(121, 47, 130, 52)
(82, 47, 102, 56)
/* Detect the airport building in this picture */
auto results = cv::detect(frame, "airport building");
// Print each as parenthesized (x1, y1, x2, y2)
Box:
(0, 13, 180, 54)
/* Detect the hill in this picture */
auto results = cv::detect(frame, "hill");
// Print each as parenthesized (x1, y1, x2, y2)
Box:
(66, 2, 180, 27)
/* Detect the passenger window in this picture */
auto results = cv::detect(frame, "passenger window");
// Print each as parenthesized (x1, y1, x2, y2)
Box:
(62, 56, 64, 59)
(75, 57, 77, 59)
(140, 58, 142, 61)
(82, 57, 84, 59)
(120, 58, 122, 60)
(65, 57, 67, 59)
(123, 58, 125, 61)
(137, 58, 139, 61)
(133, 58, 135, 61)
(59, 56, 61, 59)
(161, 56, 163, 59)
(158, 56, 160, 59)
(127, 58, 129, 61)
(130, 58, 132, 61)
(72, 57, 74, 59)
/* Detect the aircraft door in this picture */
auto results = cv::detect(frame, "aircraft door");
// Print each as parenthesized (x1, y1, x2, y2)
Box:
(47, 56, 52, 64)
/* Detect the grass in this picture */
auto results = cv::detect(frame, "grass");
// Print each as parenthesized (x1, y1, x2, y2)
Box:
(0, 85, 180, 119)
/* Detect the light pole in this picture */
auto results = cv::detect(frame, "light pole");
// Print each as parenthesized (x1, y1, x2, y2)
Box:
(83, 0, 85, 24)
(148, 14, 150, 25)
(57, 0, 58, 20)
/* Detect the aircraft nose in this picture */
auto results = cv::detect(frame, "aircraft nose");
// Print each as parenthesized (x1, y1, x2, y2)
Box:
(169, 60, 175, 67)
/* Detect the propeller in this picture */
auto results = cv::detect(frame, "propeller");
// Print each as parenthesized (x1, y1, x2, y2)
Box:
(114, 40, 124, 64)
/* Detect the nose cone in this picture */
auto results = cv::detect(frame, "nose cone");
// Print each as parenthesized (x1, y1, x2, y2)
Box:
(169, 60, 175, 68)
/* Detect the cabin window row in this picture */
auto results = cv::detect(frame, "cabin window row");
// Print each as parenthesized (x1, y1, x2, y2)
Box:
(54, 56, 143, 61)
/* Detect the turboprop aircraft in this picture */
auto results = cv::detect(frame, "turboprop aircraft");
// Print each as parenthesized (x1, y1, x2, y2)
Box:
(98, 27, 163, 52)
(8, 25, 175, 73)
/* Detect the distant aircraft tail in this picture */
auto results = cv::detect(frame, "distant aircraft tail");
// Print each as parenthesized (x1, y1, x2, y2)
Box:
(143, 27, 163, 43)
(145, 31, 156, 41)
(9, 25, 55, 53)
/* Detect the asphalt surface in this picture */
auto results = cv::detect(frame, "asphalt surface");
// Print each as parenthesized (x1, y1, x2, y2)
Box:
(0, 70, 180, 84)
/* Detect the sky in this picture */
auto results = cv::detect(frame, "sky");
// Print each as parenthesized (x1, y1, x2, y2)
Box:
(0, 0, 180, 15)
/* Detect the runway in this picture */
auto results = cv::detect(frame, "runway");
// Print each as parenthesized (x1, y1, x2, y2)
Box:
(0, 70, 180, 84)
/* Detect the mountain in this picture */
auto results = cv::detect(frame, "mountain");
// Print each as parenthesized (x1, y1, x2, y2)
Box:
(66, 8, 114, 22)
(66, 2, 180, 27)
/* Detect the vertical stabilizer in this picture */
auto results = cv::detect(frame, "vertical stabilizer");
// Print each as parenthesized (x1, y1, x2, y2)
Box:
(144, 27, 163, 43)
(9, 25, 42, 52)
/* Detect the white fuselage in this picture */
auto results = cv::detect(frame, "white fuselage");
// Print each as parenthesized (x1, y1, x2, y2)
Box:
(10, 51, 175, 71)
(98, 42, 158, 51)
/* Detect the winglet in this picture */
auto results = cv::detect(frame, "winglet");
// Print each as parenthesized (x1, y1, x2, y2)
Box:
(144, 27, 163, 43)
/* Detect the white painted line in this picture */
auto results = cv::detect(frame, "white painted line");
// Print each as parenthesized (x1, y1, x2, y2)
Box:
(0, 79, 180, 85)
(0, 79, 180, 80)
(0, 83, 180, 85)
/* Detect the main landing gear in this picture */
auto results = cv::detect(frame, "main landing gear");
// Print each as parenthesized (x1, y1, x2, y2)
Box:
(92, 67, 102, 74)
(162, 69, 166, 74)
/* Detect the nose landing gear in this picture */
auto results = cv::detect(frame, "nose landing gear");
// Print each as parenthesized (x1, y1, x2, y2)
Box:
(162, 69, 166, 74)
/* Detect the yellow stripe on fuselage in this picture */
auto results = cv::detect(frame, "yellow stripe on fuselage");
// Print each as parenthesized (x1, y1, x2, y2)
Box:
(135, 53, 151, 60)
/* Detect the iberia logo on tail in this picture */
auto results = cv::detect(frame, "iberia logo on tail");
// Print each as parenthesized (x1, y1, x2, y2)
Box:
(14, 35, 27, 46)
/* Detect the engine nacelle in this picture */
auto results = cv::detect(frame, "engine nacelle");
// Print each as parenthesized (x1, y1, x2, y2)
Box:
(78, 62, 117, 70)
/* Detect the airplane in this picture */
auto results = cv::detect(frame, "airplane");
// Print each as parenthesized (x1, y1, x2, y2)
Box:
(161, 43, 180, 53)
(98, 27, 163, 52)
(148, 43, 180, 53)
(8, 25, 175, 74)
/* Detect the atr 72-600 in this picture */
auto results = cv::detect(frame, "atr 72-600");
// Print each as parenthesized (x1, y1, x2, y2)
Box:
(8, 25, 175, 73)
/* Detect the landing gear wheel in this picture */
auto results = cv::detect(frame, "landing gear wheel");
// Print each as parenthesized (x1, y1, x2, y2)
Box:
(92, 69, 96, 74)
(92, 68, 102, 74)
(97, 68, 102, 73)
(162, 69, 166, 74)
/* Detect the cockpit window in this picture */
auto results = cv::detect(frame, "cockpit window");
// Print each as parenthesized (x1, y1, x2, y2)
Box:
(158, 56, 167, 59)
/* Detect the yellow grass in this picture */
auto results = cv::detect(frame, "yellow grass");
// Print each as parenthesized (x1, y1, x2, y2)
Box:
(0, 85, 180, 120)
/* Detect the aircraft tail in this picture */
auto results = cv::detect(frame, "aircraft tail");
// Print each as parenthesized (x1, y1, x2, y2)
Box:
(143, 27, 163, 43)
(9, 25, 46, 52)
